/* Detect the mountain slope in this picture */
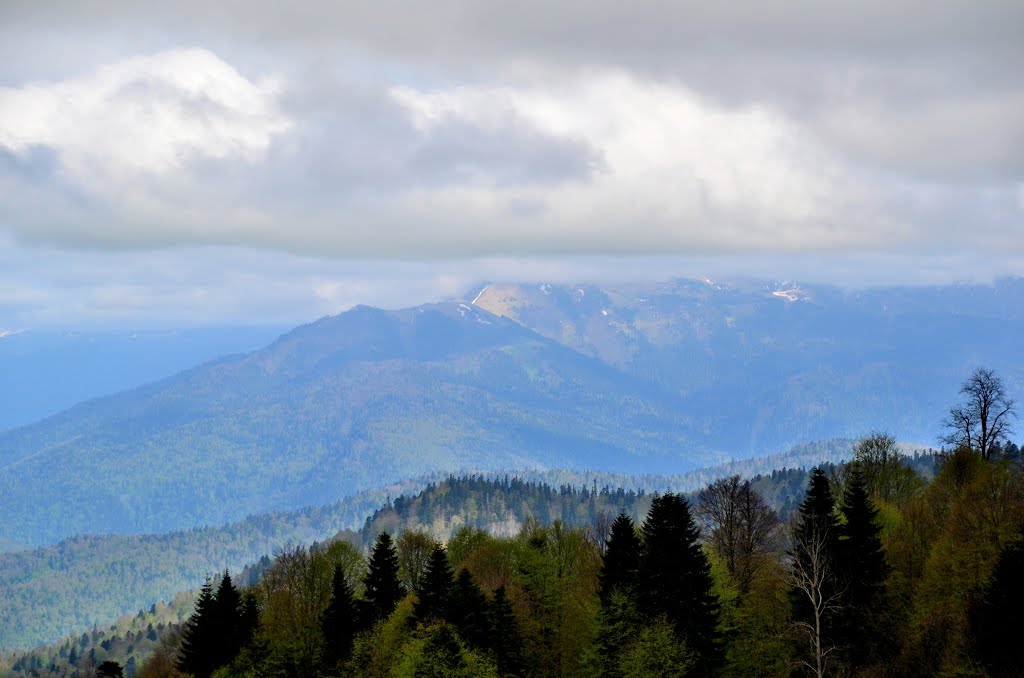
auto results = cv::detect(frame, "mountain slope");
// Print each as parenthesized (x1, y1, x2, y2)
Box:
(0, 326, 288, 432)
(0, 303, 710, 548)
(471, 278, 1024, 453)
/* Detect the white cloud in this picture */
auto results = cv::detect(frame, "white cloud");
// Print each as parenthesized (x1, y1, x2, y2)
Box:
(0, 48, 289, 184)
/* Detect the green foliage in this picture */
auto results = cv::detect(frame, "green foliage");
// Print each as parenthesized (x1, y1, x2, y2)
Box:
(970, 526, 1024, 675)
(639, 493, 722, 673)
(414, 544, 454, 625)
(363, 533, 405, 628)
(175, 578, 217, 678)
(598, 512, 640, 602)
(391, 623, 498, 678)
(321, 565, 357, 672)
(836, 466, 892, 668)
(448, 569, 491, 650)
(487, 586, 525, 677)
(617, 617, 695, 678)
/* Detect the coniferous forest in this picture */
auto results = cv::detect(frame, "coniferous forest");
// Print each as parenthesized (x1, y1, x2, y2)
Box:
(6, 433, 1022, 677)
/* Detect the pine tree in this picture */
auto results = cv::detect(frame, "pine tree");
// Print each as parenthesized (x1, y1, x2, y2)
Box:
(638, 493, 722, 674)
(598, 511, 641, 602)
(449, 568, 491, 649)
(488, 586, 525, 677)
(176, 577, 217, 678)
(322, 564, 357, 671)
(415, 543, 455, 624)
(363, 532, 405, 627)
(837, 465, 891, 667)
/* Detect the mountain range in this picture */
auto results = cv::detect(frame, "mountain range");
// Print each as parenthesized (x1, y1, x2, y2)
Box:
(1, 277, 1020, 551)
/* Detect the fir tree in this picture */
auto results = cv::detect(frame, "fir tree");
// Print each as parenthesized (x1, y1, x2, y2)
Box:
(638, 493, 722, 674)
(449, 568, 491, 649)
(213, 570, 244, 669)
(837, 465, 891, 667)
(176, 577, 218, 678)
(363, 532, 405, 627)
(598, 511, 641, 602)
(415, 543, 455, 624)
(322, 564, 357, 670)
(488, 586, 525, 677)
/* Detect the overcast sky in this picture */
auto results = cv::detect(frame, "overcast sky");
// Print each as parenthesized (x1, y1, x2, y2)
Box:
(1, 1, 1022, 329)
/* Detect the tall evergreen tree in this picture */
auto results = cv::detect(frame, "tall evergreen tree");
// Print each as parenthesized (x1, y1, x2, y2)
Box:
(363, 532, 405, 627)
(598, 511, 641, 602)
(176, 578, 218, 678)
(239, 591, 260, 648)
(415, 544, 455, 624)
(213, 570, 244, 669)
(322, 564, 357, 671)
(638, 493, 722, 674)
(449, 568, 491, 649)
(970, 527, 1024, 675)
(837, 465, 891, 667)
(788, 467, 842, 678)
(488, 586, 526, 677)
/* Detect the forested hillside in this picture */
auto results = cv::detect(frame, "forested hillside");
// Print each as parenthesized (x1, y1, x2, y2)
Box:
(150, 443, 1024, 677)
(2, 279, 1021, 552)
(0, 302, 714, 549)
(0, 439, 861, 651)
(8, 437, 1015, 677)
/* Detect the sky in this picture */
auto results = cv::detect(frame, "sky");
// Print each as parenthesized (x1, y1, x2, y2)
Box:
(0, 1, 1022, 329)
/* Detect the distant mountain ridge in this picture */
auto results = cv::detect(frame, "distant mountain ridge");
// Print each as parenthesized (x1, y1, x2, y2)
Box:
(0, 277, 1021, 551)
(0, 301, 710, 549)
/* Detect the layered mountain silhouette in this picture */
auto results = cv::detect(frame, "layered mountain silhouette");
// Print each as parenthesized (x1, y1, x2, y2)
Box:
(1, 278, 1021, 549)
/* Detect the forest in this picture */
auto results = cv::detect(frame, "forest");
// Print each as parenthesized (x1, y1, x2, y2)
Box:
(6, 434, 1021, 677)
(3, 370, 1021, 677)
(0, 440, 860, 652)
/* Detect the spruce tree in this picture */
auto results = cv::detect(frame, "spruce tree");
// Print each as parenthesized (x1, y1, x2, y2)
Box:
(322, 564, 357, 671)
(363, 532, 405, 627)
(788, 467, 842, 677)
(488, 586, 526, 677)
(598, 511, 641, 602)
(837, 465, 891, 667)
(638, 493, 722, 674)
(415, 544, 455, 624)
(176, 577, 217, 678)
(449, 568, 491, 649)
(213, 571, 244, 669)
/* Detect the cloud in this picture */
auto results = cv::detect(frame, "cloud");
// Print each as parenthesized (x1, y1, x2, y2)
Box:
(0, 1, 1021, 329)
(0, 48, 1020, 262)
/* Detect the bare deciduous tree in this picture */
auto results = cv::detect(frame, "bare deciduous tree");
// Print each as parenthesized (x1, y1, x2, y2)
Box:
(941, 368, 1017, 461)
(788, 517, 844, 678)
(696, 475, 782, 593)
